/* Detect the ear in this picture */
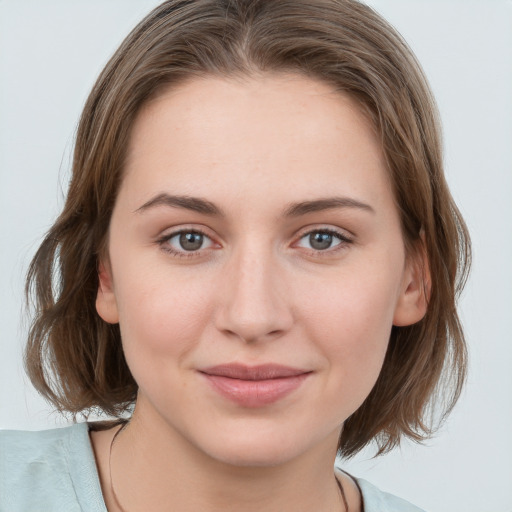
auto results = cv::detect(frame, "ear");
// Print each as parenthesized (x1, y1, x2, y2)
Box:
(393, 241, 431, 327)
(96, 258, 119, 324)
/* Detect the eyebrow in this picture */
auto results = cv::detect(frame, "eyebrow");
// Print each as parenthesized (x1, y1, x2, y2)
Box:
(282, 197, 375, 217)
(135, 193, 224, 216)
(135, 193, 374, 217)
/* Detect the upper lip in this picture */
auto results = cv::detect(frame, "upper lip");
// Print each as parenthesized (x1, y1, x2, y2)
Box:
(199, 364, 311, 380)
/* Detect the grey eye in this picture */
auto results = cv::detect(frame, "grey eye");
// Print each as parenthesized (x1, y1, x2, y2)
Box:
(296, 230, 346, 251)
(178, 232, 204, 251)
(309, 232, 334, 250)
(160, 229, 216, 256)
(163, 231, 214, 253)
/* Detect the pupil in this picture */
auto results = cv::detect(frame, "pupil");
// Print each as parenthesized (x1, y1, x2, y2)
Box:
(179, 232, 203, 251)
(310, 232, 332, 250)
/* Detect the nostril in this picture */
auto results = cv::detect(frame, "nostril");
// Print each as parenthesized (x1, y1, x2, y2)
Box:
(217, 323, 288, 345)
(213, 262, 294, 342)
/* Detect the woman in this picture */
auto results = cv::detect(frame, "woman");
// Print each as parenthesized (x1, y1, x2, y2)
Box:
(0, 1, 470, 511)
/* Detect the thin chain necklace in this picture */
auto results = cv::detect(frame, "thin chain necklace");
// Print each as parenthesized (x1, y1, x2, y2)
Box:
(335, 474, 350, 512)
(109, 423, 349, 512)
(109, 422, 129, 512)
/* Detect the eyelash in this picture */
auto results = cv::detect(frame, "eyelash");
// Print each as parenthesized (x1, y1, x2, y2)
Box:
(156, 229, 215, 259)
(294, 228, 353, 257)
(156, 227, 353, 259)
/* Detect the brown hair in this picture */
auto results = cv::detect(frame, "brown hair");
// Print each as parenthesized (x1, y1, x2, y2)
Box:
(25, 0, 470, 457)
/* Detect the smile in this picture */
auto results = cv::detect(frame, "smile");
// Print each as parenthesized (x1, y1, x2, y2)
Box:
(199, 364, 312, 408)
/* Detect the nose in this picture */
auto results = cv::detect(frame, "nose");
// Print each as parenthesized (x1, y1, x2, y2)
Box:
(214, 243, 293, 343)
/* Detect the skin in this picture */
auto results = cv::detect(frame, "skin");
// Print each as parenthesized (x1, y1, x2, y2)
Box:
(92, 73, 428, 512)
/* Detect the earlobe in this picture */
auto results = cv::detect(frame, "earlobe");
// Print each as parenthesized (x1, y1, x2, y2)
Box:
(392, 245, 431, 327)
(96, 259, 119, 324)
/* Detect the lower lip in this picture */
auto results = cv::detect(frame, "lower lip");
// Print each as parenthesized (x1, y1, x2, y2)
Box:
(201, 373, 310, 408)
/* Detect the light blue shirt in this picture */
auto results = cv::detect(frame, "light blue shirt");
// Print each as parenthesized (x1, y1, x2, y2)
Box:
(0, 423, 425, 511)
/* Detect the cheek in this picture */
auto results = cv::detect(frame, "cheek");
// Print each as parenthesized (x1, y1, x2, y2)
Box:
(301, 264, 399, 343)
(298, 267, 400, 402)
(113, 262, 215, 368)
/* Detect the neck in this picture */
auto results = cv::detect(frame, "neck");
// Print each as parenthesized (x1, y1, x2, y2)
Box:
(104, 405, 347, 512)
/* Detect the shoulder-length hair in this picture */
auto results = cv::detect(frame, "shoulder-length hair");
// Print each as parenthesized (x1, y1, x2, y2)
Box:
(25, 0, 470, 457)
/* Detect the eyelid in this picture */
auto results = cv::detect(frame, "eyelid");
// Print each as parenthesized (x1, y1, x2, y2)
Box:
(155, 223, 219, 241)
(294, 225, 353, 242)
(156, 225, 221, 258)
(154, 223, 353, 259)
(291, 225, 354, 254)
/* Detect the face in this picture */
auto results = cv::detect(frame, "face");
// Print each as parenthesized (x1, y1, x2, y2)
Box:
(97, 74, 426, 467)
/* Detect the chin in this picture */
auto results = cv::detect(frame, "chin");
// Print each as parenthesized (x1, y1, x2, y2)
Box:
(205, 440, 302, 468)
(191, 420, 333, 469)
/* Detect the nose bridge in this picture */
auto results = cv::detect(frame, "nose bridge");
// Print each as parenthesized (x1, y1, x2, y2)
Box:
(215, 238, 292, 342)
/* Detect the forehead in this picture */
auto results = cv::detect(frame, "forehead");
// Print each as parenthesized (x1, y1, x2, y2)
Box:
(122, 73, 391, 212)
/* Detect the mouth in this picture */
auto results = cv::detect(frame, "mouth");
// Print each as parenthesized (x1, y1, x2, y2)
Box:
(198, 364, 312, 407)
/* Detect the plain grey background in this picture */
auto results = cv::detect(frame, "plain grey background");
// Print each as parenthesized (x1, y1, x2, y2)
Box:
(1, 1, 511, 511)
